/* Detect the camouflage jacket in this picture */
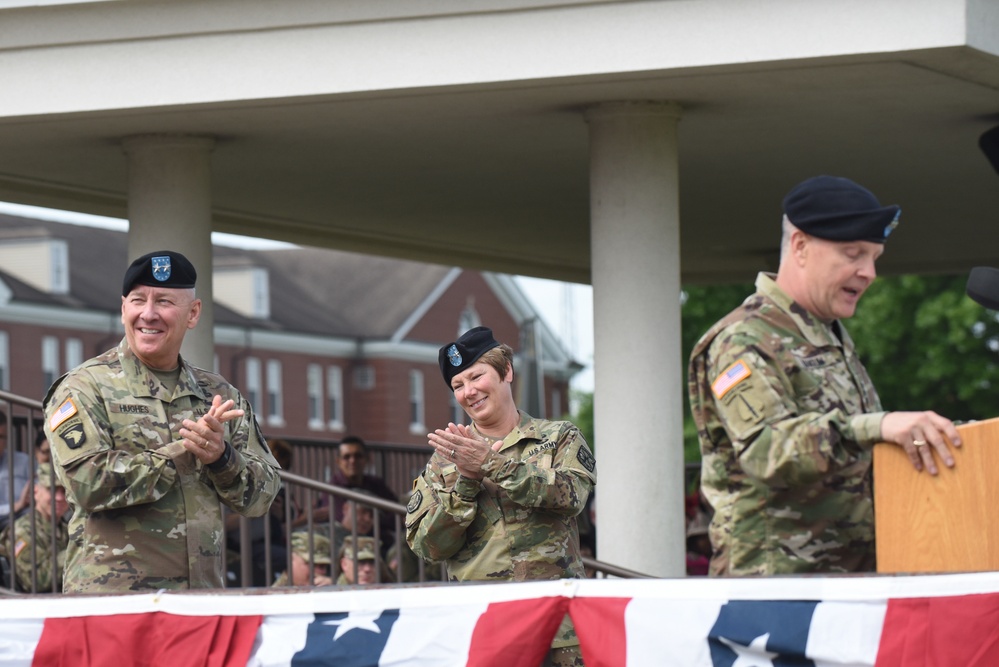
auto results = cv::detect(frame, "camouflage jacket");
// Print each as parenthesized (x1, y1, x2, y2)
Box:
(406, 411, 596, 648)
(43, 339, 281, 593)
(1, 509, 69, 592)
(688, 273, 884, 576)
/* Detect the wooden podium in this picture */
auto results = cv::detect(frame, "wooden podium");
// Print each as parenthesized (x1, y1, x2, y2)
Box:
(874, 417, 999, 573)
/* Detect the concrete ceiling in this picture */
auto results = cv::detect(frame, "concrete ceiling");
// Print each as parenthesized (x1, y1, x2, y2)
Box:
(1, 2, 999, 286)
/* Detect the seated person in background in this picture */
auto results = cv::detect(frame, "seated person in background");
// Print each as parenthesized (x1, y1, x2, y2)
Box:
(0, 411, 32, 532)
(0, 463, 70, 592)
(386, 541, 420, 583)
(324, 437, 398, 532)
(293, 436, 397, 533)
(272, 532, 333, 587)
(14, 432, 53, 523)
(336, 535, 387, 586)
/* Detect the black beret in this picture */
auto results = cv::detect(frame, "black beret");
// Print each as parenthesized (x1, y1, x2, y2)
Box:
(122, 250, 198, 296)
(438, 326, 501, 387)
(967, 267, 999, 310)
(783, 175, 901, 243)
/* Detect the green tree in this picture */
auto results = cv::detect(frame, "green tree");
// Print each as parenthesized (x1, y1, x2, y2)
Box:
(849, 273, 999, 421)
(680, 282, 753, 462)
(569, 389, 594, 452)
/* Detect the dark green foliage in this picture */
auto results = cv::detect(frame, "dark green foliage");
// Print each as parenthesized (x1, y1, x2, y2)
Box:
(849, 274, 999, 422)
(568, 389, 594, 453)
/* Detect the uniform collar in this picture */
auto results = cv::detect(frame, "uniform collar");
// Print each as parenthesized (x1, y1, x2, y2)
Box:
(473, 410, 544, 452)
(756, 272, 855, 352)
(117, 337, 209, 401)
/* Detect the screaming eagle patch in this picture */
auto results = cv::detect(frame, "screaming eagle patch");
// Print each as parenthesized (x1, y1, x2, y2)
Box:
(59, 423, 87, 449)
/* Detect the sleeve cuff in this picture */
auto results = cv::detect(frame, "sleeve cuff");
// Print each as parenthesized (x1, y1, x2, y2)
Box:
(208, 441, 233, 472)
(453, 475, 482, 501)
(849, 412, 888, 447)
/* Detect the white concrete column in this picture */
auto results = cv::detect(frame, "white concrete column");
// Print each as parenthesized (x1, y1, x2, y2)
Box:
(122, 135, 216, 370)
(585, 102, 684, 578)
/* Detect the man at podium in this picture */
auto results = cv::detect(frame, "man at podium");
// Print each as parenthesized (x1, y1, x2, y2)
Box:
(689, 175, 962, 576)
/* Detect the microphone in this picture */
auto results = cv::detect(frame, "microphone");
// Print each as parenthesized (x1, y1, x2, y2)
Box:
(966, 267, 999, 310)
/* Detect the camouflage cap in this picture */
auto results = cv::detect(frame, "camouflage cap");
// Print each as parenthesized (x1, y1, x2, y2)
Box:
(783, 175, 900, 244)
(438, 326, 500, 387)
(339, 535, 378, 561)
(122, 250, 198, 296)
(290, 532, 332, 565)
(36, 462, 57, 488)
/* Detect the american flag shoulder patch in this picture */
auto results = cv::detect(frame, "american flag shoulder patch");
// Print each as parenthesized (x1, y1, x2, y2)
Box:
(49, 398, 78, 431)
(711, 359, 752, 399)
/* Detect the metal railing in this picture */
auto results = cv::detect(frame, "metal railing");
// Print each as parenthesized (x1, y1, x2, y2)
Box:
(0, 389, 646, 595)
(237, 469, 648, 587)
(0, 390, 58, 595)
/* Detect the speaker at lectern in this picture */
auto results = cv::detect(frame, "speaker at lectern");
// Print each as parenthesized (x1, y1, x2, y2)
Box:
(874, 417, 999, 573)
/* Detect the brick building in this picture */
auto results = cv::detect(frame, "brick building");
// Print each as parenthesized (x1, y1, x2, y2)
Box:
(0, 213, 581, 492)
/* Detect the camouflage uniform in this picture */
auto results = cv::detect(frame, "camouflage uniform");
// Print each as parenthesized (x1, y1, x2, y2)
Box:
(689, 273, 884, 576)
(0, 502, 69, 592)
(406, 411, 596, 652)
(43, 339, 281, 593)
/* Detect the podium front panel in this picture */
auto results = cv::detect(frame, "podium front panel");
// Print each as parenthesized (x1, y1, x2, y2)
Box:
(874, 417, 999, 573)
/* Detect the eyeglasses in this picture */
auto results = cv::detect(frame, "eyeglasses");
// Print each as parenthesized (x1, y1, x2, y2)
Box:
(340, 453, 366, 460)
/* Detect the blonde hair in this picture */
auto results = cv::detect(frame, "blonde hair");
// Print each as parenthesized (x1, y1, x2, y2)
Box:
(478, 343, 515, 379)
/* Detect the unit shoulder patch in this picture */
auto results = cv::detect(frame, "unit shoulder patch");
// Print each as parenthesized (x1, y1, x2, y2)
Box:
(576, 445, 596, 473)
(407, 490, 423, 514)
(59, 422, 87, 449)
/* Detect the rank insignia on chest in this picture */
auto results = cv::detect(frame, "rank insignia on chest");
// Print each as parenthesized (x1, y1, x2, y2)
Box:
(711, 359, 752, 399)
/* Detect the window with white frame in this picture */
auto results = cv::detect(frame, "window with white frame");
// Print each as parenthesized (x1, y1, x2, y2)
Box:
(409, 369, 425, 434)
(41, 336, 59, 392)
(306, 364, 324, 430)
(266, 359, 284, 426)
(327, 366, 344, 431)
(0, 331, 8, 391)
(245, 357, 262, 414)
(64, 338, 83, 373)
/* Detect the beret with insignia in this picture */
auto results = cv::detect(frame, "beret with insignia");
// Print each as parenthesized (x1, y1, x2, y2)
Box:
(122, 250, 198, 296)
(783, 175, 901, 244)
(438, 326, 501, 387)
